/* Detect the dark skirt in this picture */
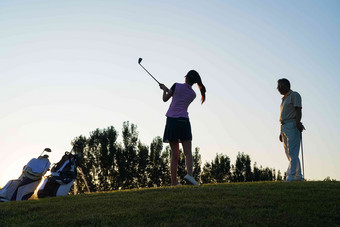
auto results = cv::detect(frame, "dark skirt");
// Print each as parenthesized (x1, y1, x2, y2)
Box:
(163, 117, 192, 143)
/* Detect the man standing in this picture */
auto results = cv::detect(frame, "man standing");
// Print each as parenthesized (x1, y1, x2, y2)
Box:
(277, 78, 304, 182)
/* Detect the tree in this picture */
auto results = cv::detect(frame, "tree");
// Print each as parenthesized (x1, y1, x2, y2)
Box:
(244, 154, 252, 181)
(276, 170, 283, 181)
(201, 162, 215, 184)
(177, 151, 187, 184)
(88, 127, 118, 191)
(147, 137, 163, 187)
(160, 146, 171, 186)
(232, 152, 251, 182)
(193, 147, 202, 183)
(211, 153, 231, 183)
(261, 167, 274, 181)
(119, 121, 139, 189)
(136, 142, 149, 188)
(253, 162, 261, 181)
(75, 126, 119, 192)
(72, 122, 286, 193)
(71, 136, 92, 194)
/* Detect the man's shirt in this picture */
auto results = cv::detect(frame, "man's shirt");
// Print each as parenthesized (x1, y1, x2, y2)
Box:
(280, 90, 302, 123)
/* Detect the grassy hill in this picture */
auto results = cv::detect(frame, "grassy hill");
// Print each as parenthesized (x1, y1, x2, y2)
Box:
(0, 181, 339, 226)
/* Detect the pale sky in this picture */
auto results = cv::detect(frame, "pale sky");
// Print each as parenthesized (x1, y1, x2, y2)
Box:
(1, 0, 339, 186)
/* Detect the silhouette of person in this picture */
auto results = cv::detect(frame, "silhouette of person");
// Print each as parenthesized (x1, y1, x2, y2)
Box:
(159, 70, 206, 186)
(277, 78, 304, 182)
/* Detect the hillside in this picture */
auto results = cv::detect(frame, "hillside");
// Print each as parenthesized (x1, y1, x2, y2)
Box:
(0, 181, 339, 226)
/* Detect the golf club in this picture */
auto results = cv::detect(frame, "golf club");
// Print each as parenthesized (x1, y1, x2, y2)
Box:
(39, 148, 52, 157)
(138, 58, 161, 85)
(300, 132, 305, 179)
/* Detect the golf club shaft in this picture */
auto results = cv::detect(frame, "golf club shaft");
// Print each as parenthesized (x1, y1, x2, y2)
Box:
(39, 149, 51, 157)
(300, 132, 305, 179)
(139, 64, 160, 85)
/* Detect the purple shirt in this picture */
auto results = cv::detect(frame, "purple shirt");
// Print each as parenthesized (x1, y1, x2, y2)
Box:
(166, 83, 196, 118)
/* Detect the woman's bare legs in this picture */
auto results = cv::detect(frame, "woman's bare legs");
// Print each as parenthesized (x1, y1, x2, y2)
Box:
(182, 140, 193, 176)
(169, 141, 180, 185)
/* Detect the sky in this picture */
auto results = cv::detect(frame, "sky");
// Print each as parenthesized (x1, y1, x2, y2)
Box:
(0, 0, 339, 186)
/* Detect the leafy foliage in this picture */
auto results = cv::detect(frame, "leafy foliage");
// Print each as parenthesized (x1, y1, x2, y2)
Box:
(73, 123, 284, 193)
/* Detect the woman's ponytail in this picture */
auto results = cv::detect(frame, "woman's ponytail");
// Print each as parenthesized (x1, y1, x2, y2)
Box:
(197, 79, 206, 104)
(187, 70, 206, 104)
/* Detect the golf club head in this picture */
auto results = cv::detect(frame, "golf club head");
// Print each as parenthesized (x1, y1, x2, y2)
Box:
(39, 148, 51, 158)
(138, 58, 142, 64)
(44, 148, 52, 152)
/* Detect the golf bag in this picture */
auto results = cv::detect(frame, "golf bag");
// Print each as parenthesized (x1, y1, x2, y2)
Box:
(38, 151, 78, 198)
(0, 153, 51, 202)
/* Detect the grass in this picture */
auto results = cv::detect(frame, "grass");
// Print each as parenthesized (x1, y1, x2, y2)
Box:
(0, 181, 339, 226)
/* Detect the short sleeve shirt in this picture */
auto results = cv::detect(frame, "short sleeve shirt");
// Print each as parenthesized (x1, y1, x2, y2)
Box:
(166, 83, 196, 118)
(280, 90, 302, 123)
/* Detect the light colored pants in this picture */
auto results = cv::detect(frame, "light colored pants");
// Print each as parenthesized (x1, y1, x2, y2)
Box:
(281, 121, 303, 181)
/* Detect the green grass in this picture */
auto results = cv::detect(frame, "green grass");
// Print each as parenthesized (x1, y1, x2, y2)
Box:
(1, 181, 339, 226)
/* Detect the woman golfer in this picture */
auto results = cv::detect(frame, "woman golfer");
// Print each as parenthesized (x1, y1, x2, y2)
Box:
(159, 70, 206, 186)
